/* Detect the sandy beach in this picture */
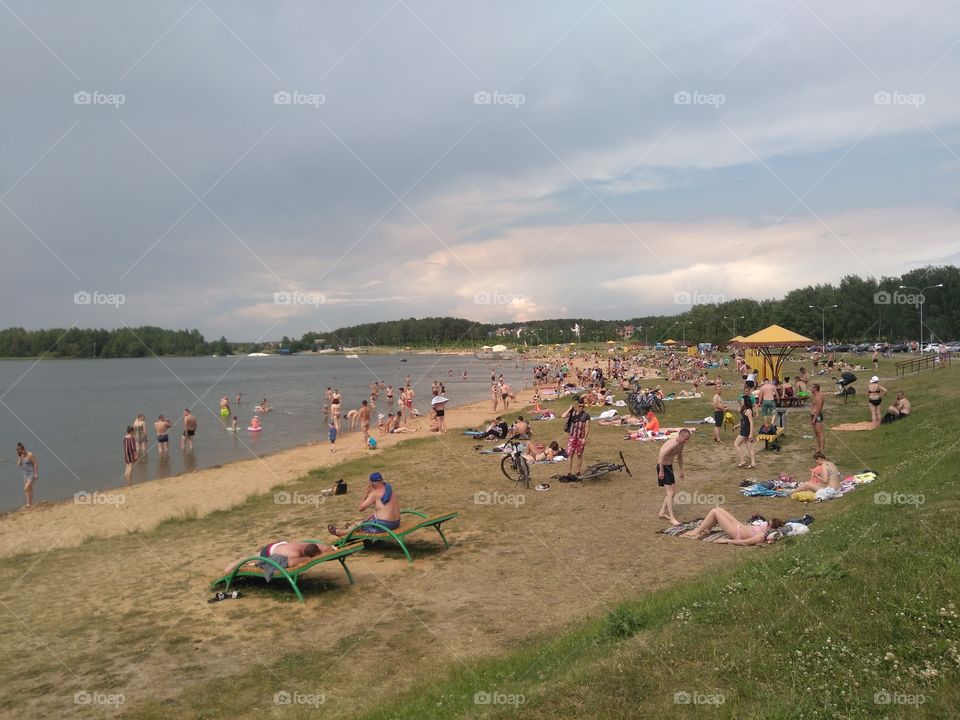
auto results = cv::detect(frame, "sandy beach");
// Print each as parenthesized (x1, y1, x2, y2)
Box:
(0, 395, 523, 559)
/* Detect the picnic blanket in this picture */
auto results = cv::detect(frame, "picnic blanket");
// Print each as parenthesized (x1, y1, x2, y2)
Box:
(659, 519, 728, 542)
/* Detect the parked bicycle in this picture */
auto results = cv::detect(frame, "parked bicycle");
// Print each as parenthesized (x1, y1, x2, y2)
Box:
(500, 438, 531, 489)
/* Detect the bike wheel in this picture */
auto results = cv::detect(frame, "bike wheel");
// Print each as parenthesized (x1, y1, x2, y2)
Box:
(652, 397, 665, 414)
(501, 454, 520, 482)
(517, 456, 531, 489)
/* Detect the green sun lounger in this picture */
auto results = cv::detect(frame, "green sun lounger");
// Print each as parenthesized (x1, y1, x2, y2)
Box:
(309, 509, 458, 564)
(210, 543, 364, 603)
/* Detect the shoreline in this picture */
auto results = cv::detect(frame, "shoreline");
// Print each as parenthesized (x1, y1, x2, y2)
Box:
(0, 394, 530, 558)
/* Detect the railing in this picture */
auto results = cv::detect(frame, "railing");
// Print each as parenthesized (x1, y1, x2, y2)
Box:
(896, 352, 953, 377)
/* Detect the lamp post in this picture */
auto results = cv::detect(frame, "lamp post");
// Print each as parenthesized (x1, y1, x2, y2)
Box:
(723, 315, 745, 337)
(676, 320, 693, 347)
(809, 304, 837, 353)
(899, 283, 943, 351)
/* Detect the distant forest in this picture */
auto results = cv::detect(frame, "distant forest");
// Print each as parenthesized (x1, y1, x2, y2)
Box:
(1, 266, 958, 358)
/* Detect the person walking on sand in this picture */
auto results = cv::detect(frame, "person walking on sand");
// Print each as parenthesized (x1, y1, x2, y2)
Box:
(561, 397, 591, 476)
(330, 389, 342, 436)
(656, 429, 691, 526)
(359, 400, 372, 442)
(734, 396, 756, 469)
(181, 408, 197, 451)
(491, 381, 499, 412)
(711, 386, 725, 443)
(809, 384, 825, 452)
(328, 421, 337, 453)
(16, 442, 37, 509)
(501, 381, 511, 411)
(123, 426, 138, 485)
(155, 415, 172, 455)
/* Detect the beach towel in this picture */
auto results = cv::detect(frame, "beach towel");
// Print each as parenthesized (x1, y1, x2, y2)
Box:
(740, 483, 789, 497)
(790, 491, 817, 502)
(595, 409, 618, 420)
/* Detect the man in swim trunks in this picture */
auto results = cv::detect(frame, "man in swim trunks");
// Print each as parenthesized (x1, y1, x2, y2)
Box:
(181, 409, 197, 451)
(758, 379, 778, 431)
(359, 400, 371, 442)
(562, 397, 591, 475)
(712, 386, 725, 443)
(328, 472, 401, 537)
(809, 385, 825, 452)
(222, 540, 334, 574)
(154, 415, 172, 455)
(882, 391, 911, 423)
(501, 382, 511, 411)
(656, 428, 691, 526)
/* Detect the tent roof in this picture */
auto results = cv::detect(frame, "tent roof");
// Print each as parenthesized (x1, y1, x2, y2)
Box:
(491, 344, 509, 352)
(729, 335, 746, 343)
(736, 324, 813, 347)
(663, 339, 678, 345)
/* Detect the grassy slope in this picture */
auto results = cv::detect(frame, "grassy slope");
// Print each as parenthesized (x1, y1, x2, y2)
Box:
(347, 367, 960, 720)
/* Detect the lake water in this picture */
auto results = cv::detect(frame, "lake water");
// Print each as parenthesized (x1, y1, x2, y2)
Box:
(0, 354, 529, 511)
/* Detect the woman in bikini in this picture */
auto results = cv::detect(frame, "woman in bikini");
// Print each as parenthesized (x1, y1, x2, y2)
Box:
(132, 414, 148, 454)
(330, 389, 342, 435)
(792, 451, 841, 494)
(682, 507, 784, 545)
(866, 375, 887, 427)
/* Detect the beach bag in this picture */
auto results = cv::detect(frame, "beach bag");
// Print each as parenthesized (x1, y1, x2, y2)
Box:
(335, 479, 348, 495)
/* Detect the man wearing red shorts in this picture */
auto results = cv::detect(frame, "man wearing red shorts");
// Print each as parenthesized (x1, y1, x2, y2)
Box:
(562, 397, 591, 475)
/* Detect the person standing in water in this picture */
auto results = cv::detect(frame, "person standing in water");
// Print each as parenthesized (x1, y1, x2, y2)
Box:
(181, 408, 198, 451)
(123, 426, 138, 484)
(132, 414, 148, 454)
(16, 442, 37, 509)
(155, 415, 173, 455)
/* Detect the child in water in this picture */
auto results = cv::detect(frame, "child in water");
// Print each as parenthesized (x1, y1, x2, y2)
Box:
(231, 416, 239, 432)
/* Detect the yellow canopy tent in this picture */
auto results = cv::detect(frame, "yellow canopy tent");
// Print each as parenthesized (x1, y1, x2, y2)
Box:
(732, 325, 813, 380)
(663, 339, 678, 346)
(728, 335, 745, 344)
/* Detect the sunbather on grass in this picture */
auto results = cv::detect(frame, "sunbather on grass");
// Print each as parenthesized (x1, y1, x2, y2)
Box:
(523, 440, 563, 462)
(681, 507, 784, 545)
(223, 540, 334, 574)
(791, 451, 841, 493)
(328, 471, 401, 537)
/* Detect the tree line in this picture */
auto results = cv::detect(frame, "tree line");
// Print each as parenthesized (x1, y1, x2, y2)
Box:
(3, 266, 957, 357)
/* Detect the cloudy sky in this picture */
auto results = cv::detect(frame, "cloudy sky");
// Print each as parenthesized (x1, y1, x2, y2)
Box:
(3, 1, 959, 341)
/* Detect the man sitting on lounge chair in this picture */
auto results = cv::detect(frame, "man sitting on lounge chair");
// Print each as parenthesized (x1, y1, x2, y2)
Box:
(223, 540, 334, 574)
(328, 472, 401, 537)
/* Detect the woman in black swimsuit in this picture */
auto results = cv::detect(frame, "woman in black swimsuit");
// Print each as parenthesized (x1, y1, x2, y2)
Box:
(867, 376, 887, 427)
(734, 396, 756, 468)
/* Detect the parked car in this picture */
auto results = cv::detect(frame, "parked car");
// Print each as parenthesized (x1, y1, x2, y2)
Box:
(889, 342, 911, 353)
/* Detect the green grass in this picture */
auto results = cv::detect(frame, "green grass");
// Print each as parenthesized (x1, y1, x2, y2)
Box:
(342, 366, 960, 719)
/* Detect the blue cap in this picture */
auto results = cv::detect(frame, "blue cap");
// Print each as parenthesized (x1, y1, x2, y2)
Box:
(369, 472, 383, 482)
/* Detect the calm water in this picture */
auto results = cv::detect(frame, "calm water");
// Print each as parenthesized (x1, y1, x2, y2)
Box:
(0, 354, 528, 511)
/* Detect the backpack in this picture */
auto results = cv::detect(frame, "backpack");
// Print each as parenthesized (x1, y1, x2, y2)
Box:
(334, 479, 348, 495)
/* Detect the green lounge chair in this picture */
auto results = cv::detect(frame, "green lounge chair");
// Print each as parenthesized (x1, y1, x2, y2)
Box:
(210, 543, 364, 603)
(310, 509, 458, 564)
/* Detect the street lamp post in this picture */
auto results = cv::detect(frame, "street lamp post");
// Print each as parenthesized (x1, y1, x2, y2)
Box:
(899, 283, 944, 351)
(723, 315, 745, 337)
(676, 320, 693, 346)
(809, 304, 838, 353)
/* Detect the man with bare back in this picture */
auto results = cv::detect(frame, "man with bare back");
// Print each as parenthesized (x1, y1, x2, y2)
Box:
(657, 429, 691, 526)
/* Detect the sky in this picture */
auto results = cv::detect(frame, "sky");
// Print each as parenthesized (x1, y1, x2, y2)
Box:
(2, 1, 960, 342)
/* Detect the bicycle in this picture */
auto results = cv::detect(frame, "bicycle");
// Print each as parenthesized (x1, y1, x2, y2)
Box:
(627, 390, 664, 417)
(552, 451, 632, 482)
(500, 439, 531, 489)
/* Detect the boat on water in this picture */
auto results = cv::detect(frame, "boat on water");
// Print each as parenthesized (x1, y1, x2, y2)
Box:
(247, 352, 271, 357)
(345, 354, 359, 359)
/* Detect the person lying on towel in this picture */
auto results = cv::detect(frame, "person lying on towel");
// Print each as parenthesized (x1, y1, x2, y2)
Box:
(223, 541, 334, 577)
(681, 507, 785, 546)
(328, 472, 401, 537)
(789, 452, 842, 497)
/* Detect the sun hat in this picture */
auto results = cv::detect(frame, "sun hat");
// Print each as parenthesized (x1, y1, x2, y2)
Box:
(870, 375, 879, 383)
